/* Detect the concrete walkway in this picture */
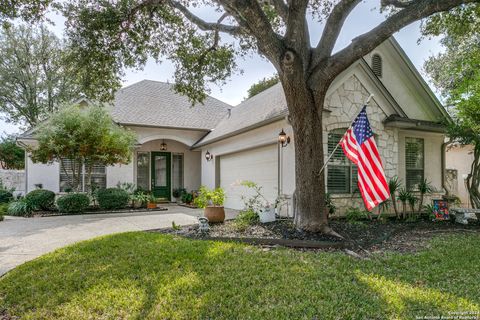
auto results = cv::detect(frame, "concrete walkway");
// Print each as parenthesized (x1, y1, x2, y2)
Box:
(0, 205, 206, 276)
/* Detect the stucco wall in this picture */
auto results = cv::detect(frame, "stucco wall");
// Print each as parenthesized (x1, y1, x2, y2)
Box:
(26, 155, 60, 193)
(446, 144, 473, 206)
(397, 130, 444, 191)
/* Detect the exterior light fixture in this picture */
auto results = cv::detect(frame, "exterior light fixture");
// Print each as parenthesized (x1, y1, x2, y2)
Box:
(278, 129, 290, 147)
(205, 150, 214, 161)
(160, 140, 167, 151)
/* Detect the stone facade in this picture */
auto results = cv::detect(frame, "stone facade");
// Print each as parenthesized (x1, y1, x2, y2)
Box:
(324, 75, 399, 215)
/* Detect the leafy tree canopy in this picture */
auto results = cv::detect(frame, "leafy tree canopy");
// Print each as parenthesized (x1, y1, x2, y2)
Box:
(246, 75, 279, 99)
(0, 134, 25, 170)
(0, 24, 80, 128)
(29, 103, 136, 191)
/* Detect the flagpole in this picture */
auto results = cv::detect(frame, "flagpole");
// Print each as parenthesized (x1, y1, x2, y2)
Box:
(319, 94, 374, 174)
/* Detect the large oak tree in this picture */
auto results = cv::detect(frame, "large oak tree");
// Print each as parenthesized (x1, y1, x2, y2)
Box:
(6, 0, 478, 233)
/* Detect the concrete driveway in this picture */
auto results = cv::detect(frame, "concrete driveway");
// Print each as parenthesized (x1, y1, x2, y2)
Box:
(0, 205, 206, 276)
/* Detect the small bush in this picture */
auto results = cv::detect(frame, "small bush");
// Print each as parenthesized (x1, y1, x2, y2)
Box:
(181, 192, 193, 204)
(0, 190, 13, 204)
(57, 193, 90, 213)
(345, 207, 370, 222)
(96, 188, 129, 210)
(0, 203, 8, 215)
(25, 189, 56, 211)
(7, 199, 34, 217)
(233, 209, 259, 232)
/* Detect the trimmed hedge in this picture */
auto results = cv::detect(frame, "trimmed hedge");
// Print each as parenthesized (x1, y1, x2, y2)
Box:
(96, 188, 129, 210)
(56, 193, 90, 214)
(25, 189, 56, 211)
(0, 190, 13, 204)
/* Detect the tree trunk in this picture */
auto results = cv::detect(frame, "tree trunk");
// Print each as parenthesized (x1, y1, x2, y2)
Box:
(282, 78, 333, 234)
(467, 146, 480, 208)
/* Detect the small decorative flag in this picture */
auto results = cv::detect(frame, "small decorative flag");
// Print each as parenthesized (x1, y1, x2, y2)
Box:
(340, 106, 390, 210)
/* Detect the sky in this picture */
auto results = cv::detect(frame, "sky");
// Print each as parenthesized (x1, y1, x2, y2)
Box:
(0, 2, 445, 136)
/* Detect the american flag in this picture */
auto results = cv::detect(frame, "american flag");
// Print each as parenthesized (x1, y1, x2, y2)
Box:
(340, 106, 390, 210)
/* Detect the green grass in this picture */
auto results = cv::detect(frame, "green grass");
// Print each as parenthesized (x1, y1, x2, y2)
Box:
(1, 232, 479, 319)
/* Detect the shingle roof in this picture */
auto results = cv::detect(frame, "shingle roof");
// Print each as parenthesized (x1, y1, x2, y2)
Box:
(196, 82, 288, 146)
(110, 80, 232, 130)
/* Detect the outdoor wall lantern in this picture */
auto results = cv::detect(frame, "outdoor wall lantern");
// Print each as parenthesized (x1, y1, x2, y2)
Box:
(160, 140, 167, 151)
(278, 129, 290, 147)
(205, 150, 214, 161)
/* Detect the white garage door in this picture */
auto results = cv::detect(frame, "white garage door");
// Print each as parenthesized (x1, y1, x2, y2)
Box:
(220, 144, 278, 210)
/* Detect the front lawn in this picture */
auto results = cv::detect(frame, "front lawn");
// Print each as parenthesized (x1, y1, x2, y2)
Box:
(1, 232, 479, 319)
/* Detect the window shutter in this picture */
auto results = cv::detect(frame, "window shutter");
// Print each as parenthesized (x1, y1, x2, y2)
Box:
(327, 165, 351, 194)
(372, 54, 382, 78)
(405, 137, 424, 190)
(60, 158, 83, 192)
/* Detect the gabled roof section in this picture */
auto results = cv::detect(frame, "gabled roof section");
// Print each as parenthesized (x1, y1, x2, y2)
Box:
(194, 83, 288, 147)
(111, 80, 232, 130)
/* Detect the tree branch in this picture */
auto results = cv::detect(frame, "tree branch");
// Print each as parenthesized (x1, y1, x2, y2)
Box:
(381, 0, 415, 8)
(310, 0, 479, 86)
(311, 0, 361, 68)
(217, 0, 285, 69)
(168, 0, 242, 36)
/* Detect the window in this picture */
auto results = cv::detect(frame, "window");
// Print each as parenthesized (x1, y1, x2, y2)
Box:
(60, 159, 106, 192)
(405, 137, 424, 190)
(327, 129, 358, 194)
(172, 153, 184, 190)
(372, 54, 382, 78)
(136, 152, 150, 191)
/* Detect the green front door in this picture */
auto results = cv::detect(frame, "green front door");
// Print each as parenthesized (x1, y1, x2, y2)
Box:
(151, 152, 171, 200)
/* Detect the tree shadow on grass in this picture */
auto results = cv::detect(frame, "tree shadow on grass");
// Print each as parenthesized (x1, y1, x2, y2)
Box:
(0, 232, 479, 319)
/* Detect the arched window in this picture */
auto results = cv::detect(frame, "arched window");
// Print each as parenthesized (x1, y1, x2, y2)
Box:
(371, 54, 383, 78)
(327, 129, 358, 194)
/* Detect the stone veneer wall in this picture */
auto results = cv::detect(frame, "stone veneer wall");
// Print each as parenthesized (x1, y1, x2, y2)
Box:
(323, 75, 399, 215)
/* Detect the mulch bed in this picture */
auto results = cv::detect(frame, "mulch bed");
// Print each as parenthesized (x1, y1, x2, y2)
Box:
(32, 206, 169, 217)
(153, 218, 480, 255)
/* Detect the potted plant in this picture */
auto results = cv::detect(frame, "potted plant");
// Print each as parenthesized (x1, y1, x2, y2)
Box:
(194, 186, 226, 222)
(240, 180, 276, 223)
(133, 192, 149, 208)
(147, 194, 157, 209)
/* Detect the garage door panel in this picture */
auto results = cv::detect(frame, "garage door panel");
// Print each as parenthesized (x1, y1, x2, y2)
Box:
(220, 145, 278, 210)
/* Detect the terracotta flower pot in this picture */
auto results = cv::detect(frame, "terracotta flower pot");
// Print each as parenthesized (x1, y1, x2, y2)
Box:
(147, 202, 157, 209)
(204, 206, 225, 223)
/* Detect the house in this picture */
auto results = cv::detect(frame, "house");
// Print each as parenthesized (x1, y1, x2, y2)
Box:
(17, 37, 451, 214)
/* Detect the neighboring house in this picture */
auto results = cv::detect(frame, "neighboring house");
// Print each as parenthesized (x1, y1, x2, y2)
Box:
(446, 144, 474, 207)
(18, 37, 451, 214)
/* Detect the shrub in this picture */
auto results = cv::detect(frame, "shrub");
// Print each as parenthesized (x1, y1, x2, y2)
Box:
(25, 189, 56, 211)
(0, 189, 13, 204)
(56, 193, 90, 213)
(0, 202, 8, 220)
(181, 192, 193, 204)
(96, 188, 129, 210)
(173, 188, 187, 198)
(345, 207, 369, 222)
(233, 209, 259, 232)
(7, 199, 34, 217)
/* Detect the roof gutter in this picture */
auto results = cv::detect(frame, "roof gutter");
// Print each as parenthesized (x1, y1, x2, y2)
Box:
(383, 115, 446, 133)
(192, 112, 289, 150)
